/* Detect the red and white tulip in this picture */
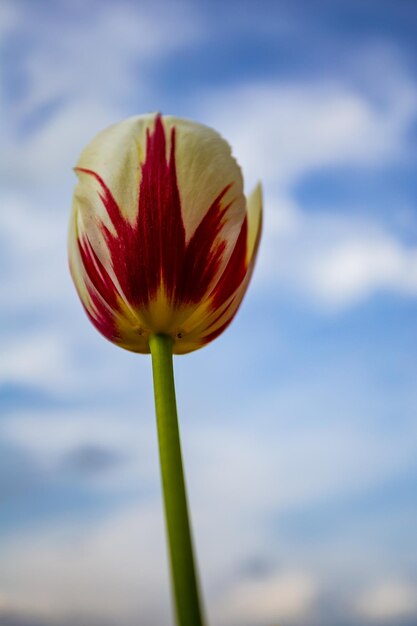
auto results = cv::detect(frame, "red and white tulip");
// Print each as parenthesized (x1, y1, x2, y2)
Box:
(69, 113, 262, 354)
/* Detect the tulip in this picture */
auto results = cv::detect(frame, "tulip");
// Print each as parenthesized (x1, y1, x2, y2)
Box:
(69, 113, 262, 354)
(68, 113, 262, 626)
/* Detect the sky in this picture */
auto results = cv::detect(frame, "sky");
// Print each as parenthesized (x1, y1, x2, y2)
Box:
(1, 0, 417, 625)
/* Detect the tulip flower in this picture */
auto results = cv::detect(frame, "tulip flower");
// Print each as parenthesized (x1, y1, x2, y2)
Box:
(68, 113, 262, 626)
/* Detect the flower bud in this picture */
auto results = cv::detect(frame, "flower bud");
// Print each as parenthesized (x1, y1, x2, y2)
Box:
(69, 113, 262, 354)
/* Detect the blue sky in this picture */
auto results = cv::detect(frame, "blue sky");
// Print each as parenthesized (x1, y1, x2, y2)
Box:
(1, 1, 417, 625)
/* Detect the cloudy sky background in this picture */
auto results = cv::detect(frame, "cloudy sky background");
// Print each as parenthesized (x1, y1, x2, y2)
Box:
(1, 1, 417, 625)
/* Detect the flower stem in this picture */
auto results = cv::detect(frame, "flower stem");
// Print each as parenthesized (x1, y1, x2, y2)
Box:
(149, 333, 205, 626)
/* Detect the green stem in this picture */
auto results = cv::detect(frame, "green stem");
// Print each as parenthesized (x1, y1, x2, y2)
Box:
(149, 333, 205, 626)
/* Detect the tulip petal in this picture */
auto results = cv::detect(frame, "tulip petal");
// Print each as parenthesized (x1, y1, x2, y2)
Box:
(246, 183, 263, 264)
(75, 115, 152, 224)
(163, 115, 246, 242)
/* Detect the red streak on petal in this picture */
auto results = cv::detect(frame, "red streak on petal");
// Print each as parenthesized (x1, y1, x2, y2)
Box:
(177, 188, 230, 303)
(83, 299, 119, 343)
(78, 237, 119, 310)
(77, 237, 120, 340)
(76, 166, 140, 304)
(76, 168, 125, 231)
(133, 115, 186, 304)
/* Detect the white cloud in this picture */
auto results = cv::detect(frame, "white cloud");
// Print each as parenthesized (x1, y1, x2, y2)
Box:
(12, 0, 200, 114)
(305, 232, 417, 307)
(0, 194, 63, 256)
(3, 102, 120, 188)
(204, 79, 416, 191)
(1, 1, 202, 188)
(354, 581, 417, 622)
(0, 504, 170, 626)
(214, 571, 319, 626)
(0, 192, 71, 317)
(256, 197, 417, 309)
(187, 402, 417, 525)
(0, 331, 69, 390)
